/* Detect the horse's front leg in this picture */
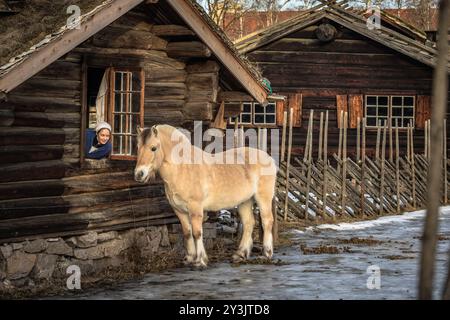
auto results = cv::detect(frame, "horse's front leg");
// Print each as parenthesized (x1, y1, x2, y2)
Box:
(188, 203, 208, 268)
(174, 209, 196, 265)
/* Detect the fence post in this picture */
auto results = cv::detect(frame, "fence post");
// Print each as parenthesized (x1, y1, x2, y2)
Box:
(380, 121, 387, 215)
(395, 119, 401, 213)
(323, 111, 330, 220)
(305, 110, 314, 219)
(283, 108, 294, 221)
(341, 112, 347, 216)
(360, 117, 366, 217)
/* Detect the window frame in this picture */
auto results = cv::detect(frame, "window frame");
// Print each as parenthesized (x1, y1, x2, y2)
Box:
(365, 94, 415, 129)
(108, 67, 145, 160)
(228, 101, 277, 127)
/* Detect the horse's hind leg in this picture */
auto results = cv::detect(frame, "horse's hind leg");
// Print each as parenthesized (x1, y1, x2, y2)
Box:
(255, 178, 275, 259)
(189, 203, 208, 268)
(174, 209, 196, 265)
(233, 199, 255, 262)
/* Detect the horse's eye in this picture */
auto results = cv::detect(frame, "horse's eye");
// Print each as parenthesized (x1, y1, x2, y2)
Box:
(151, 146, 157, 152)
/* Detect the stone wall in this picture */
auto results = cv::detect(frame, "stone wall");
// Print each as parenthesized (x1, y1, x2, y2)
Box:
(0, 223, 217, 292)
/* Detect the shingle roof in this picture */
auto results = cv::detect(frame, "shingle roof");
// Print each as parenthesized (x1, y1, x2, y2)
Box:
(0, 0, 270, 96)
(235, 0, 445, 71)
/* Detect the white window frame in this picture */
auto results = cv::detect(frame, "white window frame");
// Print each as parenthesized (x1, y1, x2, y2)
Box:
(228, 101, 277, 126)
(365, 95, 415, 128)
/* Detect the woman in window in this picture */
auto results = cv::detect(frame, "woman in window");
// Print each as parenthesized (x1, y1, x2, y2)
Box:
(85, 121, 112, 159)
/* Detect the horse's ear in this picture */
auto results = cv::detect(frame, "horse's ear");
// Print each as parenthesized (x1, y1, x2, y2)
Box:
(136, 126, 144, 135)
(152, 125, 158, 137)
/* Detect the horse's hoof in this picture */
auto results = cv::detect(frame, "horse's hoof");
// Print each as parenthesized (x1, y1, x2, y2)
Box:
(193, 260, 208, 269)
(183, 255, 195, 266)
(263, 247, 273, 259)
(232, 252, 246, 263)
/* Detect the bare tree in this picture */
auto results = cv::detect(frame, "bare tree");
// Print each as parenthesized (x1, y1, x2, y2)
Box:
(405, 0, 438, 30)
(254, 0, 294, 27)
(419, 0, 450, 300)
(203, 0, 261, 31)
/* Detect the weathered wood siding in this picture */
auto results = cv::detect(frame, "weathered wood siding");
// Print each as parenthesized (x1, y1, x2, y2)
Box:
(246, 20, 448, 158)
(0, 4, 223, 242)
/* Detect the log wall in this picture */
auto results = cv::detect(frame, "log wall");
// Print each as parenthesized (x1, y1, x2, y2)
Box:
(246, 20, 450, 158)
(0, 4, 224, 243)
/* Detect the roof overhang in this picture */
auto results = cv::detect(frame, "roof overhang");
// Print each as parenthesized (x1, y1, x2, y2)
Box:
(236, 7, 448, 72)
(0, 0, 144, 93)
(0, 0, 268, 104)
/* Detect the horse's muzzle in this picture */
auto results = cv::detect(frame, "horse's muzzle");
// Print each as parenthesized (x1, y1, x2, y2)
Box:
(134, 168, 155, 183)
(134, 170, 145, 182)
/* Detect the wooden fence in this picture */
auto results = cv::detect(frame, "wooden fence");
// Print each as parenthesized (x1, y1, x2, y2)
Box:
(274, 109, 449, 221)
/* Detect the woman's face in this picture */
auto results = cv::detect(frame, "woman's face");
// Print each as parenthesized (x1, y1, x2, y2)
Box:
(97, 129, 111, 144)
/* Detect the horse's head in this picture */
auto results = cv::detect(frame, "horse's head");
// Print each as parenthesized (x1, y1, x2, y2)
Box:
(134, 125, 164, 183)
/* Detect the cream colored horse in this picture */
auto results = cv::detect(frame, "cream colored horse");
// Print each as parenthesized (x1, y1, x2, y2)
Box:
(134, 124, 277, 268)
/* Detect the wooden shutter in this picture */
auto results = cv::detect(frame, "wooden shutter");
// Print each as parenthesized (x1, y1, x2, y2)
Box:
(288, 93, 302, 127)
(276, 100, 287, 126)
(349, 95, 363, 129)
(336, 95, 348, 128)
(416, 95, 431, 129)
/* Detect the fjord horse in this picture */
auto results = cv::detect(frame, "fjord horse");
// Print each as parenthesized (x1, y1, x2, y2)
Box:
(134, 125, 277, 268)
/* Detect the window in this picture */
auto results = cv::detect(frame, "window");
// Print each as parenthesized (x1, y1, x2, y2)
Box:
(229, 102, 276, 126)
(109, 69, 145, 159)
(254, 102, 276, 125)
(391, 96, 415, 127)
(365, 95, 414, 128)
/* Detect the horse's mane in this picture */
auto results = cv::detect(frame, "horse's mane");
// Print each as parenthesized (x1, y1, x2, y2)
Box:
(142, 124, 192, 147)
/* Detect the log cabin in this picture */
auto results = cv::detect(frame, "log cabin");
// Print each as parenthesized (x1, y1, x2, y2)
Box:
(0, 0, 271, 243)
(234, 1, 450, 158)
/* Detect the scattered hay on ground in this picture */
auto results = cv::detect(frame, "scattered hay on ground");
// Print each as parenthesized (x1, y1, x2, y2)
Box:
(336, 237, 384, 246)
(381, 255, 416, 260)
(299, 244, 352, 255)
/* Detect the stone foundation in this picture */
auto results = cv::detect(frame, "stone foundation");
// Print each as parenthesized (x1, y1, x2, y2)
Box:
(0, 223, 217, 293)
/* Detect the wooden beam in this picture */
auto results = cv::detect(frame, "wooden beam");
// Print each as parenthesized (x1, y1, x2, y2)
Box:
(165, 0, 268, 104)
(152, 24, 195, 37)
(167, 41, 211, 58)
(0, 0, 145, 93)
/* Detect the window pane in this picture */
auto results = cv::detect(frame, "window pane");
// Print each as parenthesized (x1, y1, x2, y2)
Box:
(392, 96, 402, 106)
(266, 115, 275, 124)
(254, 114, 265, 123)
(403, 119, 411, 127)
(404, 96, 414, 106)
(404, 107, 414, 117)
(266, 103, 275, 113)
(131, 72, 142, 92)
(392, 107, 402, 116)
(378, 106, 388, 116)
(114, 115, 120, 134)
(131, 93, 141, 113)
(367, 117, 377, 126)
(113, 135, 123, 154)
(254, 104, 264, 114)
(243, 103, 252, 113)
(392, 118, 399, 127)
(121, 115, 127, 134)
(115, 93, 123, 112)
(115, 72, 122, 91)
(378, 96, 388, 105)
(132, 115, 140, 137)
(123, 72, 130, 91)
(367, 106, 376, 116)
(367, 96, 377, 105)
(241, 114, 251, 123)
